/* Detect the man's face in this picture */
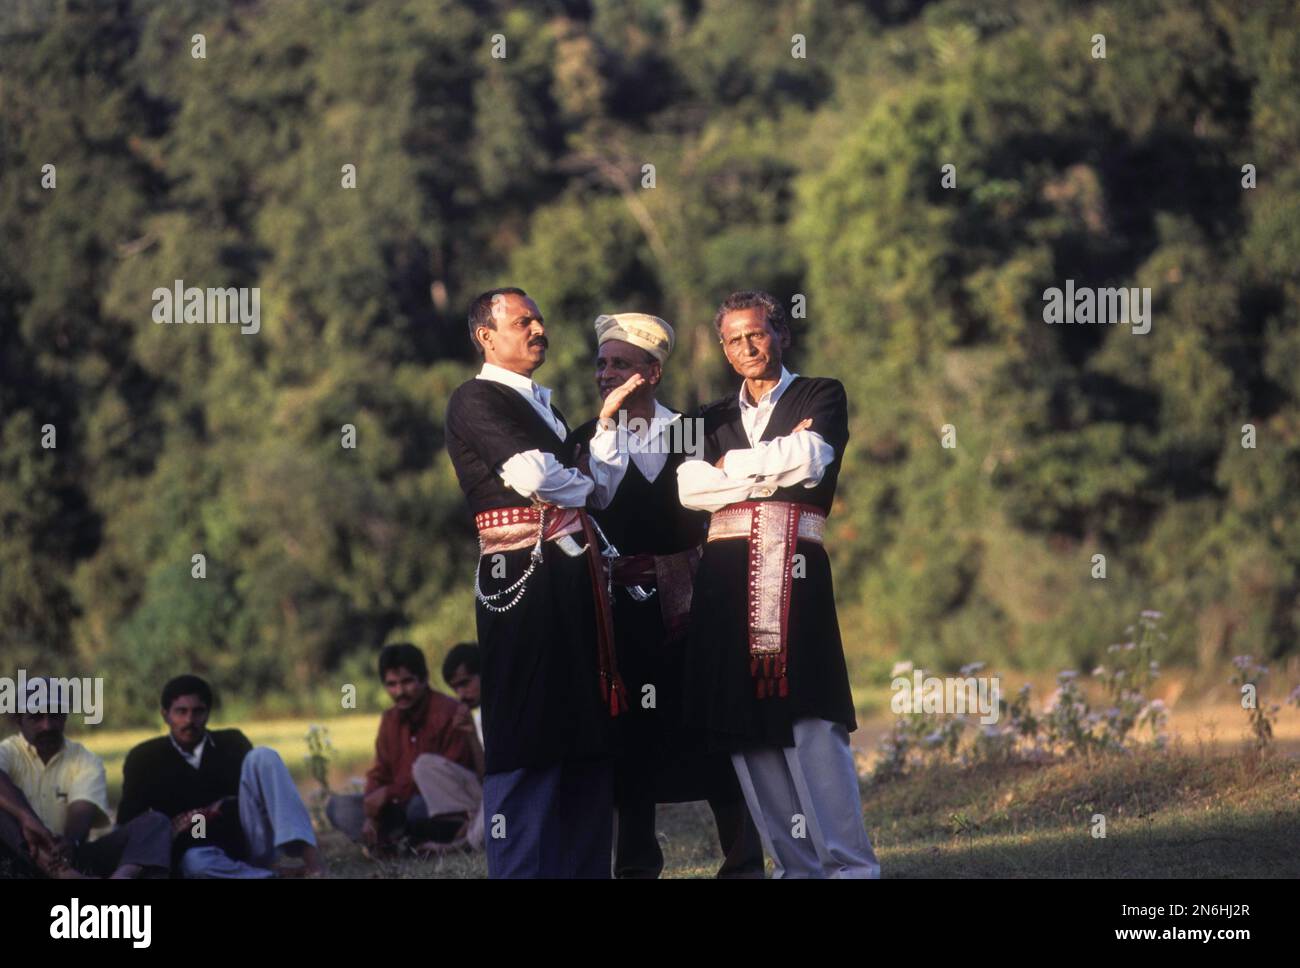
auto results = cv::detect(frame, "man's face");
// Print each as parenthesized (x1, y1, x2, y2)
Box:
(163, 694, 210, 751)
(480, 293, 547, 376)
(446, 663, 481, 710)
(17, 710, 66, 760)
(596, 339, 660, 402)
(719, 307, 787, 382)
(382, 667, 429, 712)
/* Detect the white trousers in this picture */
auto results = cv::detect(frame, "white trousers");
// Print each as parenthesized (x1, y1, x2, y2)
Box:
(180, 747, 316, 878)
(731, 718, 880, 879)
(411, 752, 485, 849)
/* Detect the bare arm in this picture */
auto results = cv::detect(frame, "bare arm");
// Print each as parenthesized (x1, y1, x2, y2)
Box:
(0, 770, 59, 855)
(62, 800, 104, 847)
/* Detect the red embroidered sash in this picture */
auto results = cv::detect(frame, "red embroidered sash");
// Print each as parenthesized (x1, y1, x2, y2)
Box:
(475, 504, 628, 717)
(706, 501, 826, 699)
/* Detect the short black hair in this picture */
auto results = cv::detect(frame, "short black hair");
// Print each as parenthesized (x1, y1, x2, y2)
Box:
(442, 642, 480, 684)
(161, 674, 213, 712)
(712, 289, 790, 340)
(467, 287, 528, 355)
(378, 642, 428, 682)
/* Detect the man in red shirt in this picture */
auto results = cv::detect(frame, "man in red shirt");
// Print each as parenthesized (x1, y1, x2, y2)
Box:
(327, 643, 485, 854)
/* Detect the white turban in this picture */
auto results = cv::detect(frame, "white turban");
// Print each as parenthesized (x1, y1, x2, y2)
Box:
(594, 312, 675, 364)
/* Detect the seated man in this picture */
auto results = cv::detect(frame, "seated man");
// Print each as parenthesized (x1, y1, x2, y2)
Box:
(0, 678, 170, 879)
(442, 642, 483, 749)
(117, 674, 323, 878)
(328, 643, 484, 853)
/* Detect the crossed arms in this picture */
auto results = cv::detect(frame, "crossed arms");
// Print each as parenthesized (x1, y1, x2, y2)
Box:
(676, 426, 835, 513)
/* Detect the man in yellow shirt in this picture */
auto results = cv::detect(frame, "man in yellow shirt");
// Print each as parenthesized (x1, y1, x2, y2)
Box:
(0, 679, 170, 878)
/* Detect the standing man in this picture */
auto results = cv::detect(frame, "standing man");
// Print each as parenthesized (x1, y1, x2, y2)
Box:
(677, 290, 880, 879)
(572, 312, 764, 879)
(444, 287, 627, 878)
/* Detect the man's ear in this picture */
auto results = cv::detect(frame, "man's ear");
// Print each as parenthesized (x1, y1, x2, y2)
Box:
(649, 361, 662, 386)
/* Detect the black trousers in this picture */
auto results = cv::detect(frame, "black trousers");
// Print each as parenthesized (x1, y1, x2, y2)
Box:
(615, 796, 765, 879)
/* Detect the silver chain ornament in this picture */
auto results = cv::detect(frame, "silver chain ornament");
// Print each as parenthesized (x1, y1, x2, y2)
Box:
(474, 505, 547, 613)
(473, 503, 657, 612)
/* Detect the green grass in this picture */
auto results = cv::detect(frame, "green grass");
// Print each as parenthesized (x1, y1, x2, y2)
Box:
(28, 716, 1300, 878)
(867, 746, 1300, 878)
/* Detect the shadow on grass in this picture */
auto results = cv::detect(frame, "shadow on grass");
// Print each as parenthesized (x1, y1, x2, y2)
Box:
(881, 808, 1300, 878)
(864, 746, 1300, 878)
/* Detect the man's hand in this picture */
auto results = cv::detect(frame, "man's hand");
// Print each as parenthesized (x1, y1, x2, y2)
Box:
(453, 705, 478, 740)
(51, 835, 76, 864)
(362, 785, 390, 820)
(31, 834, 90, 879)
(598, 375, 645, 424)
(715, 418, 813, 469)
(20, 813, 59, 856)
(171, 809, 202, 837)
(360, 817, 381, 848)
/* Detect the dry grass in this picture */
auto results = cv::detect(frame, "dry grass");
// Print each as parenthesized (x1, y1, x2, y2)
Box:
(865, 744, 1300, 878)
(23, 694, 1300, 878)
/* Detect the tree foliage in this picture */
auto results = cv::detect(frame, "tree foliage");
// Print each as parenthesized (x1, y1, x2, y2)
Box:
(1, 0, 1296, 722)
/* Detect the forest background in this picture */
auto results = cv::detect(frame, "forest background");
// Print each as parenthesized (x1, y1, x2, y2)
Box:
(2, 0, 1297, 726)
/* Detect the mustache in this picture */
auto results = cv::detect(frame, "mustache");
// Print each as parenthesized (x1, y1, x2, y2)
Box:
(529, 336, 548, 348)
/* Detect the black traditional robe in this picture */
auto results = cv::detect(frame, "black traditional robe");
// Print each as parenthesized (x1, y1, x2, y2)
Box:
(682, 376, 857, 751)
(444, 378, 617, 774)
(572, 413, 744, 805)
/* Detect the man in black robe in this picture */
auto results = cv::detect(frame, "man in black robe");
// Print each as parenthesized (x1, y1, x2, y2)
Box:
(444, 287, 627, 878)
(570, 312, 764, 878)
(676, 290, 881, 878)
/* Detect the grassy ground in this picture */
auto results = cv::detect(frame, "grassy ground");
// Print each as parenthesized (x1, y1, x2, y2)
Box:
(868, 746, 1300, 877)
(48, 694, 1300, 878)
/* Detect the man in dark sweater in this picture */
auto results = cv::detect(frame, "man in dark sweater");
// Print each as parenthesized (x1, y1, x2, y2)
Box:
(118, 675, 323, 877)
(571, 312, 763, 878)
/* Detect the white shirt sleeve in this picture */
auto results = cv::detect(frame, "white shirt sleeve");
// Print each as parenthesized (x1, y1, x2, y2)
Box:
(677, 431, 835, 513)
(586, 422, 628, 510)
(676, 460, 760, 513)
(722, 430, 834, 488)
(499, 450, 595, 507)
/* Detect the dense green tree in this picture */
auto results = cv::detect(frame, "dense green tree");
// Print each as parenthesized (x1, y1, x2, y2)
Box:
(1, 0, 1296, 723)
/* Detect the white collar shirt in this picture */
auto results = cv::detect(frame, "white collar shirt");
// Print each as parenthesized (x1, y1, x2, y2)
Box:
(476, 362, 568, 441)
(738, 366, 797, 446)
(170, 733, 208, 770)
